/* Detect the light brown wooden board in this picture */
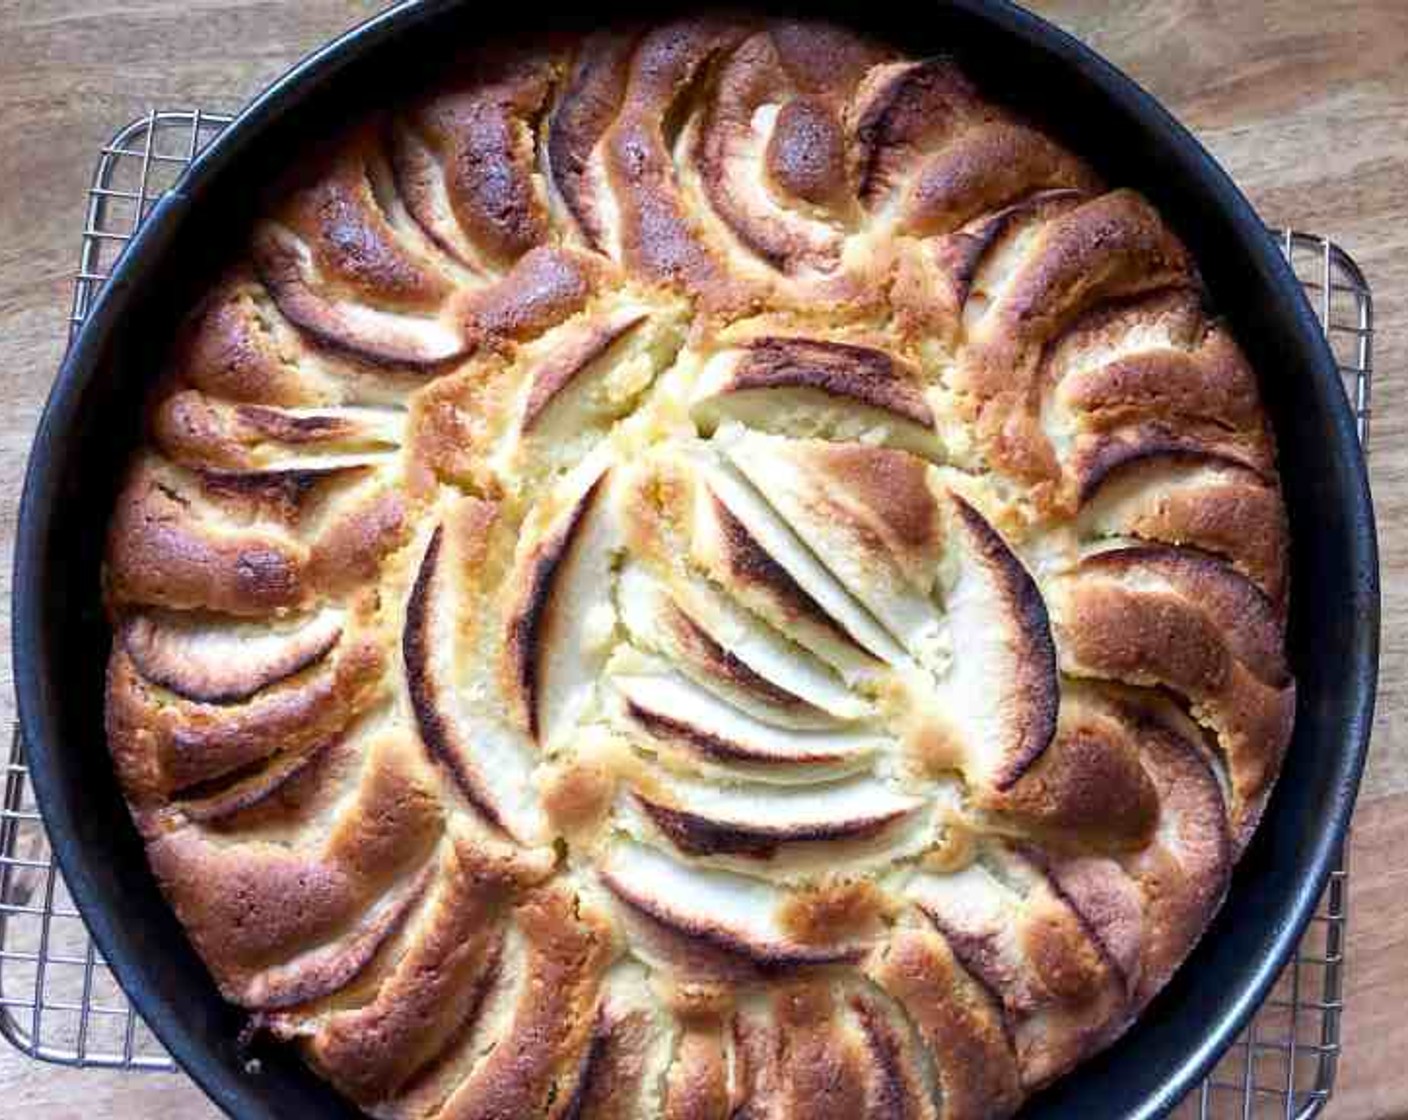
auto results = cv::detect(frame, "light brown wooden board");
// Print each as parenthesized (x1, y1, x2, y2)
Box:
(0, 1, 1401, 1116)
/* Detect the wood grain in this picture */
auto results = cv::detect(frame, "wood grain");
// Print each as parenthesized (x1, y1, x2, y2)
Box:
(0, 1, 1402, 1116)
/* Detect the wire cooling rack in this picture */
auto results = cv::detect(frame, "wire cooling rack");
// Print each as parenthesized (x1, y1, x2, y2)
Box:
(0, 112, 1376, 1117)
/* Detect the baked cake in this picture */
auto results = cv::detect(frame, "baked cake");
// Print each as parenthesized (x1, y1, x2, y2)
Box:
(103, 16, 1295, 1119)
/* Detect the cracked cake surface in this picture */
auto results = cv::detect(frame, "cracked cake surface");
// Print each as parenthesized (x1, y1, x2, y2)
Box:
(103, 15, 1293, 1119)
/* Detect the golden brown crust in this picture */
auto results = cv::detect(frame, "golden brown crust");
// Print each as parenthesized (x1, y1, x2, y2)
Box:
(978, 688, 1159, 852)
(103, 21, 1293, 1120)
(1053, 548, 1294, 848)
(729, 337, 934, 427)
(664, 1024, 730, 1120)
(427, 889, 614, 1120)
(868, 928, 1023, 1120)
(107, 621, 384, 804)
(107, 459, 309, 615)
(605, 19, 757, 311)
(397, 53, 557, 269)
(549, 29, 640, 251)
(899, 123, 1101, 237)
(853, 59, 993, 206)
(142, 730, 443, 1008)
(459, 245, 607, 351)
(282, 833, 553, 1105)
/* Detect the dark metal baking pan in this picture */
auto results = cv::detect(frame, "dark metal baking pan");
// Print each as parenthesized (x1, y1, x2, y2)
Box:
(12, 1, 1379, 1116)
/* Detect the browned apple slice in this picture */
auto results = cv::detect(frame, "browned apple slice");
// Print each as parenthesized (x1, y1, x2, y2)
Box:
(153, 392, 405, 472)
(721, 431, 945, 659)
(519, 310, 650, 431)
(1041, 290, 1264, 459)
(388, 886, 615, 1120)
(690, 337, 942, 459)
(1050, 545, 1294, 850)
(892, 189, 1088, 351)
(975, 682, 1158, 851)
(106, 457, 312, 616)
(546, 30, 637, 254)
(851, 58, 993, 208)
(615, 562, 862, 729)
(552, 964, 676, 1120)
(601, 19, 757, 311)
(1078, 450, 1287, 606)
(265, 822, 555, 1107)
(728, 977, 941, 1120)
(253, 222, 466, 366)
(897, 122, 1100, 237)
(119, 607, 342, 705)
(691, 454, 907, 669)
(690, 27, 871, 273)
(458, 244, 611, 353)
(958, 191, 1195, 396)
(403, 515, 544, 843)
(141, 729, 444, 1010)
(846, 987, 942, 1120)
(600, 842, 864, 970)
(907, 841, 1137, 1088)
(503, 307, 686, 486)
(631, 775, 922, 861)
(864, 924, 1024, 1119)
(249, 133, 468, 366)
(392, 52, 555, 271)
(501, 464, 621, 748)
(1111, 695, 1233, 1008)
(612, 672, 879, 781)
(926, 491, 1059, 792)
(107, 601, 384, 808)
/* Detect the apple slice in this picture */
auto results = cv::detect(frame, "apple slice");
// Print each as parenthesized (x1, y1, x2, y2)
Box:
(403, 517, 544, 842)
(253, 222, 466, 367)
(631, 774, 922, 860)
(928, 492, 1059, 791)
(612, 672, 878, 781)
(501, 464, 621, 749)
(907, 841, 1135, 1088)
(121, 607, 342, 705)
(615, 562, 861, 729)
(692, 455, 905, 670)
(691, 338, 941, 460)
(600, 841, 861, 970)
(720, 430, 944, 659)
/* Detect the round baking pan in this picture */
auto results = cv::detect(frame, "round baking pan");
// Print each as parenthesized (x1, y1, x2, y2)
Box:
(12, 1, 1379, 1117)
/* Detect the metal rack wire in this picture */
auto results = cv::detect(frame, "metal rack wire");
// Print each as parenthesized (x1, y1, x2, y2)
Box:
(0, 112, 1375, 1118)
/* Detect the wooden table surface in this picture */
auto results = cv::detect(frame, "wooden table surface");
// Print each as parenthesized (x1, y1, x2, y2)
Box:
(0, 2, 1404, 1116)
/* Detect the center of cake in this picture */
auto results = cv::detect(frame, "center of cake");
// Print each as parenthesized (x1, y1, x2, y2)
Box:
(387, 293, 1151, 988)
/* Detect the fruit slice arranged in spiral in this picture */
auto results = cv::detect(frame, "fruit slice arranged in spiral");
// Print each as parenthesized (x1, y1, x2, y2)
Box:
(1049, 546, 1293, 850)
(691, 451, 908, 669)
(883, 486, 1060, 796)
(690, 335, 943, 460)
(907, 842, 1138, 1089)
(685, 23, 884, 275)
(501, 461, 623, 749)
(400, 498, 546, 844)
(615, 561, 864, 729)
(139, 726, 445, 1010)
(119, 606, 345, 706)
(600, 840, 867, 972)
(100, 17, 1297, 1120)
(252, 131, 469, 366)
(610, 671, 879, 781)
(265, 823, 555, 1109)
(628, 773, 924, 863)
